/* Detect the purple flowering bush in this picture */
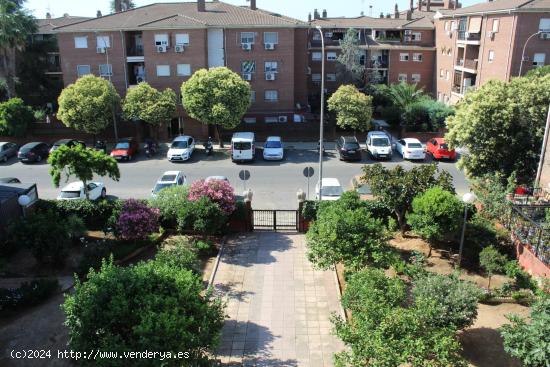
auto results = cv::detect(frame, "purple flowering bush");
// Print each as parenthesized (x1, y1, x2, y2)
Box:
(188, 179, 236, 215)
(116, 199, 160, 241)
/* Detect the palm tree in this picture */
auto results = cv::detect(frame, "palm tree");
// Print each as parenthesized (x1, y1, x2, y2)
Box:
(384, 82, 426, 112)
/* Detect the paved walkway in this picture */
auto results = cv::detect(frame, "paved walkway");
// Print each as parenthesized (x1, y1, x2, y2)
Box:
(212, 232, 344, 366)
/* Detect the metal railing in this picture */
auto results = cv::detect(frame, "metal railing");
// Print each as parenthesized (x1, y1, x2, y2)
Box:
(456, 58, 478, 70)
(505, 205, 550, 266)
(458, 31, 481, 41)
(252, 210, 298, 231)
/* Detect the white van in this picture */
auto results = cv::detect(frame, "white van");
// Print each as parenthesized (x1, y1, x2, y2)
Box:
(231, 132, 256, 162)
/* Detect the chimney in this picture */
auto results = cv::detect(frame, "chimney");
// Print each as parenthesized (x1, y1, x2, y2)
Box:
(46, 12, 51, 19)
(96, 10, 102, 17)
(63, 13, 69, 18)
(418, 0, 422, 11)
(427, 0, 431, 11)
(410, 0, 414, 10)
(308, 12, 312, 22)
(313, 9, 320, 19)
(250, 0, 256, 10)
(322, 9, 327, 18)
(197, 0, 205, 12)
(386, 13, 391, 18)
(394, 3, 399, 18)
(360, 11, 364, 16)
(379, 12, 384, 18)
(114, 0, 121, 12)
(406, 10, 412, 20)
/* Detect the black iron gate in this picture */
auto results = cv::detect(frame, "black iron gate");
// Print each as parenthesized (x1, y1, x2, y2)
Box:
(252, 210, 298, 231)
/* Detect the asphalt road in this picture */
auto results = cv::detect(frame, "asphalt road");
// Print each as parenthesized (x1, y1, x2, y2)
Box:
(0, 147, 470, 209)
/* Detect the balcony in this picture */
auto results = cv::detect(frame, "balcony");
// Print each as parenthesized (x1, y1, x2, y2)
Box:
(452, 85, 476, 95)
(457, 31, 481, 44)
(455, 58, 478, 72)
(127, 45, 144, 57)
(366, 60, 388, 69)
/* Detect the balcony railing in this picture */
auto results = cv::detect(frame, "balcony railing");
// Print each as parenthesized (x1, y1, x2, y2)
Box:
(127, 45, 144, 56)
(452, 85, 477, 95)
(457, 31, 481, 41)
(366, 60, 388, 69)
(456, 58, 478, 70)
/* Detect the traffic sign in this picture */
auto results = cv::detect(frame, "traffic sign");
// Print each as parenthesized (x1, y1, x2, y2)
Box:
(239, 170, 251, 181)
(303, 167, 314, 178)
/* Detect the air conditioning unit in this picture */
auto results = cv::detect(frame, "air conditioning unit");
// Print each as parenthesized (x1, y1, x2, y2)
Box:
(175, 44, 185, 53)
(541, 32, 550, 40)
(156, 45, 167, 53)
(278, 116, 288, 123)
(522, 55, 530, 61)
(264, 43, 275, 50)
(265, 72, 276, 81)
(446, 30, 452, 37)
(242, 73, 252, 81)
(486, 31, 495, 39)
(465, 31, 470, 38)
(96, 47, 106, 54)
(241, 43, 252, 50)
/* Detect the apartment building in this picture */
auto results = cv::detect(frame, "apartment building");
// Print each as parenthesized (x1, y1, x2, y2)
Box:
(435, 0, 550, 104)
(53, 0, 309, 139)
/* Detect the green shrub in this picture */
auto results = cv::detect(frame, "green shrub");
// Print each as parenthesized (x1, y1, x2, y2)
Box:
(301, 200, 319, 221)
(0, 279, 59, 311)
(35, 199, 122, 230)
(505, 260, 538, 291)
(0, 98, 34, 137)
(155, 236, 199, 273)
(149, 185, 189, 228)
(402, 99, 454, 132)
(479, 245, 507, 290)
(177, 197, 227, 235)
(76, 241, 113, 277)
(193, 240, 215, 257)
(228, 200, 248, 222)
(66, 215, 87, 242)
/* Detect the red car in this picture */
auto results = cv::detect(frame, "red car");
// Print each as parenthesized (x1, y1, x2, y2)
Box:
(426, 138, 456, 160)
(110, 138, 139, 161)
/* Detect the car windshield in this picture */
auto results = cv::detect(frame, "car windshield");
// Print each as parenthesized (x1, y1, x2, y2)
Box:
(408, 143, 422, 148)
(20, 146, 34, 152)
(153, 183, 174, 193)
(160, 174, 177, 182)
(234, 142, 251, 150)
(440, 143, 449, 150)
(171, 141, 188, 149)
(372, 138, 390, 146)
(356, 184, 371, 195)
(60, 190, 81, 198)
(115, 142, 130, 149)
(321, 186, 343, 197)
(265, 141, 282, 148)
(344, 142, 359, 149)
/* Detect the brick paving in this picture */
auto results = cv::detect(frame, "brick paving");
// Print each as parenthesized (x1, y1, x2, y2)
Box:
(212, 232, 344, 366)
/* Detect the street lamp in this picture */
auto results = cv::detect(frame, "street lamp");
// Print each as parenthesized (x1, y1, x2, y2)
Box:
(518, 31, 542, 77)
(457, 192, 476, 267)
(315, 25, 325, 201)
(97, 33, 119, 142)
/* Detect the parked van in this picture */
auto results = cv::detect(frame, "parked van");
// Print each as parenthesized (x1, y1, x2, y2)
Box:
(231, 132, 256, 162)
(366, 131, 392, 160)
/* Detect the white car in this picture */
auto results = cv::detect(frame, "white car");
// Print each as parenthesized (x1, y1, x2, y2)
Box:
(151, 171, 187, 197)
(167, 135, 195, 162)
(395, 138, 426, 161)
(205, 176, 230, 184)
(263, 136, 284, 161)
(57, 181, 106, 201)
(315, 178, 344, 201)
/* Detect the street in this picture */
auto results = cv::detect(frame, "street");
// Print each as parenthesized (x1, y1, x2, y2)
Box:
(0, 146, 470, 209)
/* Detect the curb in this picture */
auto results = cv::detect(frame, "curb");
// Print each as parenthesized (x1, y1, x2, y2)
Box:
(207, 236, 226, 289)
(332, 265, 347, 321)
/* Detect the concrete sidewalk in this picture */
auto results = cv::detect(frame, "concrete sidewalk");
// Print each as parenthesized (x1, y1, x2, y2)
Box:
(212, 232, 344, 366)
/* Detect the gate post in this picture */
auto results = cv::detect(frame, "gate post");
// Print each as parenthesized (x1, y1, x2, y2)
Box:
(273, 211, 277, 231)
(243, 189, 253, 232)
(297, 189, 306, 233)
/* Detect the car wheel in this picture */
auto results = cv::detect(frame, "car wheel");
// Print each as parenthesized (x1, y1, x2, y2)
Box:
(128, 155, 133, 161)
(36, 155, 42, 162)
(101, 188, 106, 199)
(2, 156, 6, 162)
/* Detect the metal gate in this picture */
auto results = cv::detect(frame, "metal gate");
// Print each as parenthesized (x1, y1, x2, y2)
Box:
(252, 210, 298, 231)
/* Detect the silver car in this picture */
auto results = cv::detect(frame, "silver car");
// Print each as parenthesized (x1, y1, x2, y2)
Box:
(0, 142, 18, 162)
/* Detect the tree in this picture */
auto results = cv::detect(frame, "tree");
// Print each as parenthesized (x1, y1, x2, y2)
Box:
(380, 82, 426, 113)
(57, 74, 120, 135)
(327, 85, 372, 132)
(362, 163, 454, 233)
(407, 186, 463, 256)
(471, 173, 514, 220)
(149, 185, 189, 228)
(0, 0, 37, 98)
(181, 67, 251, 147)
(122, 82, 176, 138)
(63, 260, 224, 366)
(525, 65, 550, 79)
(479, 245, 507, 290)
(0, 97, 33, 136)
(109, 0, 135, 13)
(336, 28, 364, 86)
(48, 145, 120, 199)
(446, 74, 550, 183)
(402, 99, 454, 132)
(500, 295, 550, 367)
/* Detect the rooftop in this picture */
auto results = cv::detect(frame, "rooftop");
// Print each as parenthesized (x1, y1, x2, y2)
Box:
(37, 16, 91, 34)
(436, 0, 550, 17)
(310, 15, 434, 30)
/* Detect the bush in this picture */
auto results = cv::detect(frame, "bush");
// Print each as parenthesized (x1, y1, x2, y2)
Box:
(149, 185, 189, 228)
(188, 179, 236, 215)
(505, 260, 538, 291)
(177, 197, 227, 236)
(471, 173, 514, 221)
(0, 97, 34, 137)
(402, 99, 454, 132)
(155, 236, 199, 273)
(63, 260, 224, 366)
(0, 279, 59, 311)
(35, 199, 122, 230)
(116, 199, 160, 241)
(301, 200, 319, 221)
(193, 240, 215, 257)
(76, 241, 113, 277)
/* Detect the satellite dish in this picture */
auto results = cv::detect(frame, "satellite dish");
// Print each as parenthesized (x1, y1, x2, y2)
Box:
(18, 195, 31, 207)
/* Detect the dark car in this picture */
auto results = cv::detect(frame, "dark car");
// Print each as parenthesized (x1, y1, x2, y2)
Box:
(0, 142, 18, 162)
(17, 142, 50, 163)
(336, 136, 362, 161)
(49, 139, 85, 154)
(110, 138, 139, 161)
(0, 177, 21, 184)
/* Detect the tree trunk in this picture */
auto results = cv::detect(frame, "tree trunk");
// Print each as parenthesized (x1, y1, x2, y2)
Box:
(396, 210, 407, 234)
(214, 124, 223, 148)
(428, 243, 433, 258)
(487, 275, 492, 291)
(83, 179, 89, 200)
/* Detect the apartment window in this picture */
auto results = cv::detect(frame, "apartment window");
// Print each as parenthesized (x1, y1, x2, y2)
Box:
(177, 64, 191, 76)
(74, 36, 88, 48)
(241, 60, 256, 73)
(241, 32, 255, 44)
(326, 73, 336, 82)
(438, 92, 442, 101)
(411, 32, 422, 41)
(312, 52, 322, 61)
(96, 35, 110, 48)
(488, 50, 495, 63)
(440, 69, 444, 78)
(250, 91, 256, 102)
(265, 116, 279, 123)
(264, 90, 278, 102)
(444, 21, 449, 31)
(539, 18, 550, 32)
(99, 64, 112, 76)
(492, 19, 500, 32)
(312, 32, 321, 41)
(324, 31, 333, 38)
(446, 70, 450, 81)
(533, 53, 546, 67)
(264, 61, 278, 73)
(244, 117, 256, 124)
(398, 74, 407, 82)
(76, 65, 91, 77)
(264, 32, 278, 44)
(327, 52, 337, 61)
(411, 74, 421, 83)
(175, 33, 190, 46)
(156, 65, 170, 77)
(413, 53, 423, 62)
(154, 34, 169, 46)
(400, 53, 409, 61)
(311, 73, 321, 82)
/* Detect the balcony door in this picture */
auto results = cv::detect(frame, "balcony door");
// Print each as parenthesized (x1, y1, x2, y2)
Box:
(207, 28, 225, 68)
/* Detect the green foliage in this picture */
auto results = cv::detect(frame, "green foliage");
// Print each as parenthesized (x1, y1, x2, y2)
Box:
(36, 199, 122, 230)
(122, 82, 176, 126)
(154, 236, 199, 273)
(109, 0, 135, 12)
(177, 197, 227, 235)
(149, 185, 189, 228)
(479, 245, 507, 290)
(327, 84, 372, 131)
(48, 145, 120, 199)
(63, 260, 224, 366)
(193, 240, 214, 257)
(504, 260, 538, 291)
(362, 163, 455, 233)
(379, 82, 426, 112)
(57, 74, 120, 134)
(336, 28, 364, 85)
(402, 99, 454, 132)
(0, 97, 34, 136)
(471, 172, 515, 220)
(301, 200, 319, 221)
(446, 74, 550, 182)
(525, 65, 550, 79)
(76, 241, 113, 277)
(500, 295, 550, 367)
(0, 279, 59, 311)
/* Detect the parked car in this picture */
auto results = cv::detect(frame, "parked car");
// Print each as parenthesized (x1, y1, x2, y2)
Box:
(366, 131, 392, 160)
(263, 136, 284, 161)
(17, 142, 50, 163)
(426, 137, 456, 161)
(167, 135, 195, 162)
(350, 175, 373, 200)
(57, 181, 106, 201)
(231, 132, 256, 163)
(315, 178, 344, 201)
(110, 138, 139, 161)
(49, 139, 85, 154)
(0, 142, 18, 162)
(336, 136, 362, 161)
(0, 177, 21, 184)
(151, 171, 187, 197)
(395, 138, 426, 161)
(205, 176, 230, 184)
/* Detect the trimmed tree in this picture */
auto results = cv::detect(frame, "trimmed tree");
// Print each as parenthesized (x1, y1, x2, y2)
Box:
(48, 145, 120, 199)
(327, 85, 373, 132)
(181, 67, 251, 147)
(0, 97, 34, 136)
(57, 74, 120, 135)
(479, 245, 507, 290)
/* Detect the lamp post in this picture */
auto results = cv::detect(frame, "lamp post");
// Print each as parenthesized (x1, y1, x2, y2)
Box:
(315, 25, 325, 200)
(98, 33, 119, 142)
(518, 31, 542, 77)
(457, 192, 476, 268)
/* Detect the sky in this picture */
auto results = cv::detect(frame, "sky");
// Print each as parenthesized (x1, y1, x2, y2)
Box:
(26, 0, 483, 21)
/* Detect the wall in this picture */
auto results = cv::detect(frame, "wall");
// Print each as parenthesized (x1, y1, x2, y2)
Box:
(388, 48, 435, 93)
(510, 12, 550, 78)
(435, 18, 456, 102)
